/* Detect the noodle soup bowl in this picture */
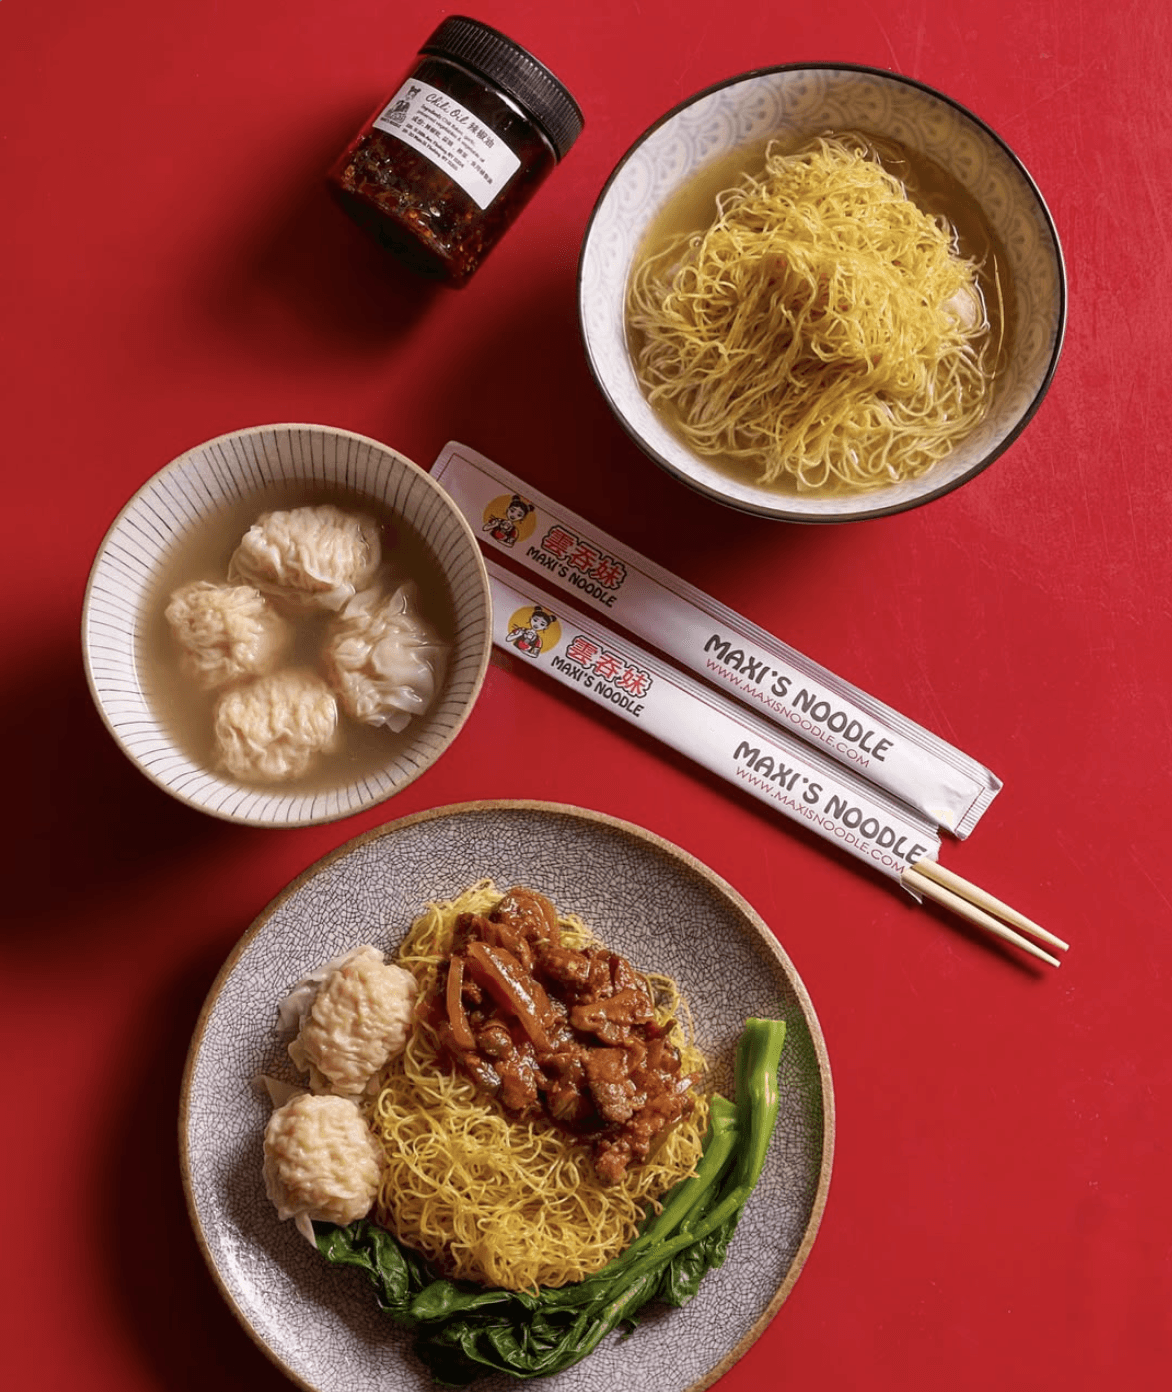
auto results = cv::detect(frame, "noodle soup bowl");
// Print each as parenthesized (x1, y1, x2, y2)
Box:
(579, 64, 1066, 522)
(83, 423, 492, 827)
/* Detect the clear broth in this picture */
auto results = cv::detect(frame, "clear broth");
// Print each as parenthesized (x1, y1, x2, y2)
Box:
(626, 130, 1015, 496)
(141, 483, 457, 794)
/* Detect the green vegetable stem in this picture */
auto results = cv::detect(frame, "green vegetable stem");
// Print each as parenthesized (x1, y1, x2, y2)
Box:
(316, 1016, 786, 1385)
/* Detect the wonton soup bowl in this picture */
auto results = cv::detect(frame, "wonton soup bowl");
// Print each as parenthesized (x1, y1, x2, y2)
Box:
(578, 64, 1066, 523)
(82, 424, 492, 827)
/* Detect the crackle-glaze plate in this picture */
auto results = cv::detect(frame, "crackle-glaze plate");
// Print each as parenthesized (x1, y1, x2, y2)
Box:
(180, 800, 834, 1391)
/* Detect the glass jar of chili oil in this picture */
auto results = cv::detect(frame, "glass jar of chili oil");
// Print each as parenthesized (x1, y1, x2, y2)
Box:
(327, 16, 584, 288)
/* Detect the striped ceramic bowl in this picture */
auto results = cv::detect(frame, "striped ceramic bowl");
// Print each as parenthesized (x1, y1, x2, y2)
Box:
(82, 423, 492, 827)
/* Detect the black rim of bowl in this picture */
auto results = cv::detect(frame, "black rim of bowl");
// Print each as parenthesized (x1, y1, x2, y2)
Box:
(576, 61, 1068, 524)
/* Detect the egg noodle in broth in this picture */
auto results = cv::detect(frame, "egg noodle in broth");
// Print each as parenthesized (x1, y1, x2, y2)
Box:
(626, 132, 1011, 495)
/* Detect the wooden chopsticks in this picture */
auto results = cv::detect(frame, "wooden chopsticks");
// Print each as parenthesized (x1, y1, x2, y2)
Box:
(903, 859, 1069, 968)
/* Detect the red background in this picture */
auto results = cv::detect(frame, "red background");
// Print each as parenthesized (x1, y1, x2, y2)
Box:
(2, 2, 1169, 1389)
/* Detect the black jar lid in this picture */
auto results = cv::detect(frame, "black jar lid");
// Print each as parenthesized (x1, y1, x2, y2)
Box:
(420, 15, 585, 161)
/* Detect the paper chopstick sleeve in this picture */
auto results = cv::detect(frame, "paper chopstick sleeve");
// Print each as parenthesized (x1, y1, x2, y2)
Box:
(488, 560, 941, 884)
(433, 441, 1000, 837)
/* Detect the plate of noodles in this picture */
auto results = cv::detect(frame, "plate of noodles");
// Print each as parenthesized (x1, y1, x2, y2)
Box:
(180, 800, 834, 1391)
(579, 64, 1065, 521)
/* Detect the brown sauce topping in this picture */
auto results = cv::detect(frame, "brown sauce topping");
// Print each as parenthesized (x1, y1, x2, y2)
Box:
(419, 886, 698, 1184)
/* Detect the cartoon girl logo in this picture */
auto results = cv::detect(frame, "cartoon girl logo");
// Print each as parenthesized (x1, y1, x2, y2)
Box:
(504, 604, 560, 657)
(483, 493, 535, 548)
(382, 83, 419, 127)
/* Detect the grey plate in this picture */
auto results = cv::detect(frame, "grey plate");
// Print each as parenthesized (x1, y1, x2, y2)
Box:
(180, 800, 834, 1391)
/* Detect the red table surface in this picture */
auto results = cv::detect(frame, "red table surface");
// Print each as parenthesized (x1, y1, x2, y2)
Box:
(2, 2, 1169, 1389)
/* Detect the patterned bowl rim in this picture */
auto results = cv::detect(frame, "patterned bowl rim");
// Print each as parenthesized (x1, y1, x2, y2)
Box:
(577, 62, 1068, 523)
(81, 422, 493, 827)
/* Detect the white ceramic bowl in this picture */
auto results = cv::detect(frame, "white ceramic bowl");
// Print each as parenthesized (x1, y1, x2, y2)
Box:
(82, 424, 492, 827)
(579, 64, 1066, 522)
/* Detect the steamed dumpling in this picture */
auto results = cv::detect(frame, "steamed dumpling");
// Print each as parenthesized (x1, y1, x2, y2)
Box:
(164, 580, 292, 691)
(262, 1092, 381, 1243)
(213, 668, 339, 782)
(324, 576, 448, 732)
(229, 504, 381, 612)
(286, 944, 417, 1096)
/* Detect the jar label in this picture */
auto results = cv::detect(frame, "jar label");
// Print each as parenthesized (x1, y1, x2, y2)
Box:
(373, 78, 522, 210)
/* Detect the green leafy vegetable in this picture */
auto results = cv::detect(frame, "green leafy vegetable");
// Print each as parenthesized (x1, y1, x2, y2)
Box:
(316, 1016, 786, 1384)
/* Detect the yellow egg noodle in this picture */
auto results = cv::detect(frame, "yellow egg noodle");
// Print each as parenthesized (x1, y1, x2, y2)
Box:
(627, 135, 1000, 493)
(365, 880, 709, 1293)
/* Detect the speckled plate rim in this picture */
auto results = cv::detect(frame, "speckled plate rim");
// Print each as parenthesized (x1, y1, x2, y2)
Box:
(577, 62, 1068, 524)
(179, 799, 835, 1392)
(81, 422, 493, 827)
